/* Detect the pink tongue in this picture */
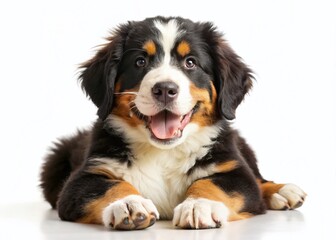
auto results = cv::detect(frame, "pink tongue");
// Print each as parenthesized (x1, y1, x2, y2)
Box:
(150, 111, 181, 139)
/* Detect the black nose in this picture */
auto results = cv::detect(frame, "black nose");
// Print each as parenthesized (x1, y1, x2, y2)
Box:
(152, 81, 179, 104)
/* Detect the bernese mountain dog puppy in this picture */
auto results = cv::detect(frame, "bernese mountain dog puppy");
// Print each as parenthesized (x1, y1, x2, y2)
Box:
(40, 16, 306, 230)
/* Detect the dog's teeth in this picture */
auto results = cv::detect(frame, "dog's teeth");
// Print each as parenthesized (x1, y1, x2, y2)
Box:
(180, 116, 183, 122)
(173, 129, 182, 137)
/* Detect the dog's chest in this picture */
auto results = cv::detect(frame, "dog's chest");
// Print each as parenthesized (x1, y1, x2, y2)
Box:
(98, 125, 220, 219)
(123, 148, 203, 219)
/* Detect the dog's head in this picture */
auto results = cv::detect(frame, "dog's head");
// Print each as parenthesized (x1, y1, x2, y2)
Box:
(80, 16, 253, 148)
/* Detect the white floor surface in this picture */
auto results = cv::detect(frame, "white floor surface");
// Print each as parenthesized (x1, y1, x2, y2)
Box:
(0, 195, 334, 240)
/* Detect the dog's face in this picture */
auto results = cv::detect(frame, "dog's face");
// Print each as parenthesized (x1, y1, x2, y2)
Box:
(80, 17, 252, 148)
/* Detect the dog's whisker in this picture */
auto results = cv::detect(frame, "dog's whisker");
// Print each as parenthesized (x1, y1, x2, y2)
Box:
(127, 102, 147, 121)
(114, 92, 138, 95)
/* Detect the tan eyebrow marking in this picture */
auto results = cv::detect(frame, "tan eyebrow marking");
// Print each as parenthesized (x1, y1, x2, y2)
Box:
(143, 40, 157, 56)
(177, 40, 191, 57)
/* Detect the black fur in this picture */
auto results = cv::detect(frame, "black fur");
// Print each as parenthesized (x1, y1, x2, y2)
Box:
(203, 25, 253, 120)
(79, 24, 131, 120)
(40, 130, 91, 208)
(58, 171, 116, 221)
(88, 120, 133, 164)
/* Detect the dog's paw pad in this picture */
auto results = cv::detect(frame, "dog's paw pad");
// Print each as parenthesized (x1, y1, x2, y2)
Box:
(270, 184, 306, 210)
(102, 195, 159, 230)
(173, 198, 228, 229)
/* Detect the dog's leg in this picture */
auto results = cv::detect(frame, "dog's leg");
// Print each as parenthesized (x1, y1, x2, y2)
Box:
(173, 168, 266, 229)
(237, 136, 307, 210)
(57, 171, 159, 230)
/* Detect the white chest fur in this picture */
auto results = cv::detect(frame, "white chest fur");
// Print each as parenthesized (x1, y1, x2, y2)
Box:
(124, 148, 194, 219)
(94, 123, 221, 219)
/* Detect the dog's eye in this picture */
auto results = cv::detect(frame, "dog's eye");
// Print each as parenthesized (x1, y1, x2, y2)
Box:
(135, 57, 147, 68)
(184, 57, 196, 69)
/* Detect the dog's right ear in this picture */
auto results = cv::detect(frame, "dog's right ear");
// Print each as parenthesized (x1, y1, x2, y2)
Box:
(79, 23, 132, 120)
(199, 22, 253, 120)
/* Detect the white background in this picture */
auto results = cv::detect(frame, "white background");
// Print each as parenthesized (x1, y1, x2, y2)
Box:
(0, 0, 335, 219)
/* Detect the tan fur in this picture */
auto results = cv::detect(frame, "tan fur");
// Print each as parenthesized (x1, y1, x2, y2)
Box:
(143, 40, 157, 56)
(189, 82, 218, 126)
(215, 160, 239, 173)
(177, 41, 191, 57)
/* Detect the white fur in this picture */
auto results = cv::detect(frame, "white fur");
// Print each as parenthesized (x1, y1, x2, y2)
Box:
(270, 184, 306, 210)
(94, 115, 222, 219)
(173, 197, 229, 229)
(102, 195, 159, 228)
(154, 19, 183, 66)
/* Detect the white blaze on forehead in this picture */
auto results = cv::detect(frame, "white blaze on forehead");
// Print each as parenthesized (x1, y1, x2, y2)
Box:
(154, 19, 183, 65)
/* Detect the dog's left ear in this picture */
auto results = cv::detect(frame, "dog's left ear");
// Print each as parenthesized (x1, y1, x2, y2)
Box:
(202, 23, 253, 120)
(79, 23, 132, 120)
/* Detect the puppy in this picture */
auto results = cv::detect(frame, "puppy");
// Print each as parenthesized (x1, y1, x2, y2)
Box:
(40, 16, 306, 230)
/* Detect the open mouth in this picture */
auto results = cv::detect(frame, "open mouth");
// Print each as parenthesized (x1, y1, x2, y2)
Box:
(148, 109, 194, 142)
(130, 104, 199, 144)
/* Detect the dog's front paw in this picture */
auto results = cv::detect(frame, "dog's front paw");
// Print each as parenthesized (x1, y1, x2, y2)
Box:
(173, 198, 228, 229)
(270, 184, 307, 210)
(102, 195, 159, 230)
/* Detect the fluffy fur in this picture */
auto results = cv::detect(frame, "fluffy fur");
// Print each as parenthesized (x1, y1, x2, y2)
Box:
(40, 16, 306, 230)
